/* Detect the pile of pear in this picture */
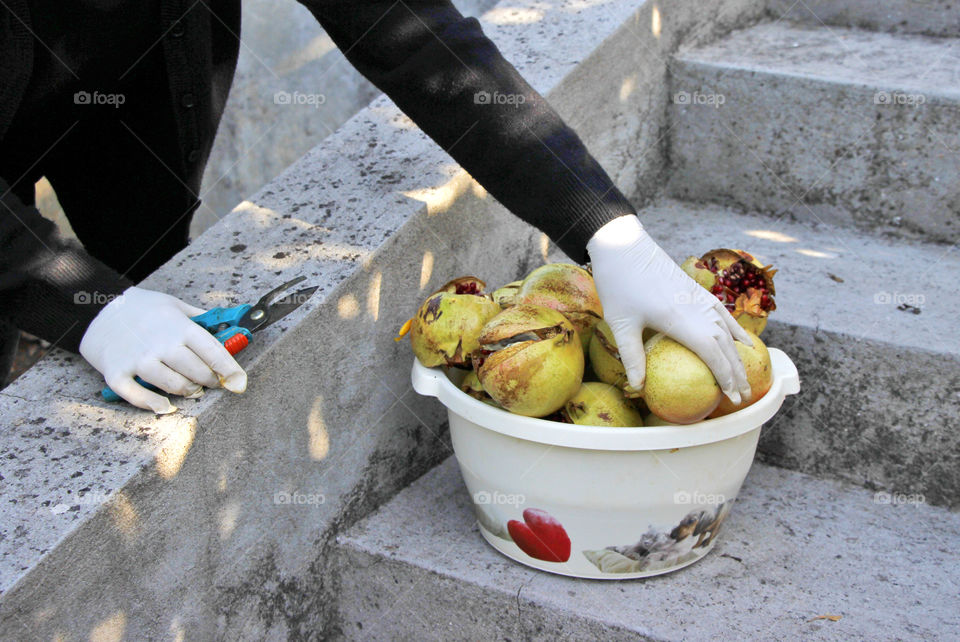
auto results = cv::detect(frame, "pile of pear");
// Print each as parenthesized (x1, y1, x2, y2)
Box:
(403, 260, 774, 427)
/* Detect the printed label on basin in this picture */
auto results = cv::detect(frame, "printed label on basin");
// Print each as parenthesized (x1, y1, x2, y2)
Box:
(582, 501, 732, 574)
(473, 497, 734, 576)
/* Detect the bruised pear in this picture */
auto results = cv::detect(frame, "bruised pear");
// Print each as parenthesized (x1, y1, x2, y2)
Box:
(563, 382, 644, 427)
(642, 333, 722, 424)
(491, 281, 522, 307)
(681, 249, 776, 335)
(588, 320, 656, 391)
(589, 320, 627, 388)
(409, 277, 501, 367)
(476, 304, 584, 417)
(460, 370, 499, 406)
(709, 330, 772, 417)
(513, 263, 603, 353)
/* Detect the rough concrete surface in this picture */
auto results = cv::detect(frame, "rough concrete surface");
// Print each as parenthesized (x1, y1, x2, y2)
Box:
(1, 0, 777, 638)
(767, 0, 960, 38)
(194, 0, 499, 236)
(335, 456, 960, 640)
(639, 198, 960, 509)
(668, 22, 960, 243)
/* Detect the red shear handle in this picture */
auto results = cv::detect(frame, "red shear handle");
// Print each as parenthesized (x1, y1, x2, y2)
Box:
(223, 332, 250, 355)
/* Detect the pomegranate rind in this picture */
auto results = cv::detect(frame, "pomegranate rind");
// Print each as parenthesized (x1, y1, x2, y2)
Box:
(476, 304, 569, 346)
(589, 320, 657, 393)
(431, 276, 487, 296)
(680, 256, 718, 290)
(460, 370, 499, 406)
(589, 320, 626, 388)
(563, 382, 644, 427)
(513, 263, 603, 352)
(477, 305, 584, 417)
(491, 281, 523, 307)
(410, 283, 501, 368)
(682, 249, 777, 335)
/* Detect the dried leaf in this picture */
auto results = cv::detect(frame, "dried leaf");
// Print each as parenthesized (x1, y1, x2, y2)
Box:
(807, 614, 842, 623)
(395, 317, 413, 341)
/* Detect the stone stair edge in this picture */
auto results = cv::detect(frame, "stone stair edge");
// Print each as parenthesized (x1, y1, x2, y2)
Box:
(636, 197, 960, 358)
(333, 455, 960, 639)
(674, 20, 960, 90)
(665, 20, 960, 245)
(765, 0, 960, 39)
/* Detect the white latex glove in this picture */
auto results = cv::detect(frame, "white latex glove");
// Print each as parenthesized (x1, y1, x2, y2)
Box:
(587, 215, 752, 405)
(79, 286, 247, 413)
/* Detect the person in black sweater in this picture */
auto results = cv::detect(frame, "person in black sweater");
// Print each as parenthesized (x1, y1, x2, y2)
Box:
(0, 1, 751, 412)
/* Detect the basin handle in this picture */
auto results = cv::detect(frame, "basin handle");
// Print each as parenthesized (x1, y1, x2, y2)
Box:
(411, 360, 443, 399)
(768, 348, 800, 396)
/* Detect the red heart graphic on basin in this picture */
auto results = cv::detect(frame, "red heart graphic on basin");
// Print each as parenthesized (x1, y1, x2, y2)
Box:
(507, 508, 570, 563)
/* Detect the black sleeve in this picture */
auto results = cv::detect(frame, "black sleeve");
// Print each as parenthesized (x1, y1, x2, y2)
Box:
(0, 176, 133, 352)
(298, 0, 636, 262)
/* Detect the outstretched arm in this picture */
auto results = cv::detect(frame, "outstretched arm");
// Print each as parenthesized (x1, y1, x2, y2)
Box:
(301, 0, 752, 402)
(301, 0, 635, 262)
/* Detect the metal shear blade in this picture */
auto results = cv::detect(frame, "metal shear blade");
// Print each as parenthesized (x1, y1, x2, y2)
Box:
(239, 276, 318, 332)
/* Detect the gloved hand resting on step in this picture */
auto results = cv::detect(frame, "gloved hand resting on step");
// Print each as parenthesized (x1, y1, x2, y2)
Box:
(79, 287, 247, 413)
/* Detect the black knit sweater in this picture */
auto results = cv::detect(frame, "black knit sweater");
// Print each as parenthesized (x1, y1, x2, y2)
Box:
(0, 0, 636, 353)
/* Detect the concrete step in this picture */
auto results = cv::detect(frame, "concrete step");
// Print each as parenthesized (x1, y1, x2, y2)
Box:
(767, 0, 960, 38)
(667, 22, 960, 244)
(638, 198, 960, 509)
(334, 456, 960, 640)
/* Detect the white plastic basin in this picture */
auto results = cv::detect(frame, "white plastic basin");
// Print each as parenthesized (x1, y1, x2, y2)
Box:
(412, 348, 800, 579)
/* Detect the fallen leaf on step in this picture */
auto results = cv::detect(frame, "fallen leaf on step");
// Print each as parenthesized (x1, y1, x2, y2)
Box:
(808, 614, 842, 623)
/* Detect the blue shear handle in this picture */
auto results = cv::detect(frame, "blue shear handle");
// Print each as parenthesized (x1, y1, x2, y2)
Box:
(189, 304, 251, 332)
(100, 308, 253, 403)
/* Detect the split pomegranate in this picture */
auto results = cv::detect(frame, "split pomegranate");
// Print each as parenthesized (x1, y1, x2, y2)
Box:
(681, 249, 777, 335)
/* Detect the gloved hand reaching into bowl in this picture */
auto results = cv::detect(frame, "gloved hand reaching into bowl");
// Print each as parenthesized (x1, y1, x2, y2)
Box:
(587, 215, 753, 406)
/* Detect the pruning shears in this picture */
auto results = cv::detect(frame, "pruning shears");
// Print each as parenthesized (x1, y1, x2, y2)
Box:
(101, 277, 318, 402)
